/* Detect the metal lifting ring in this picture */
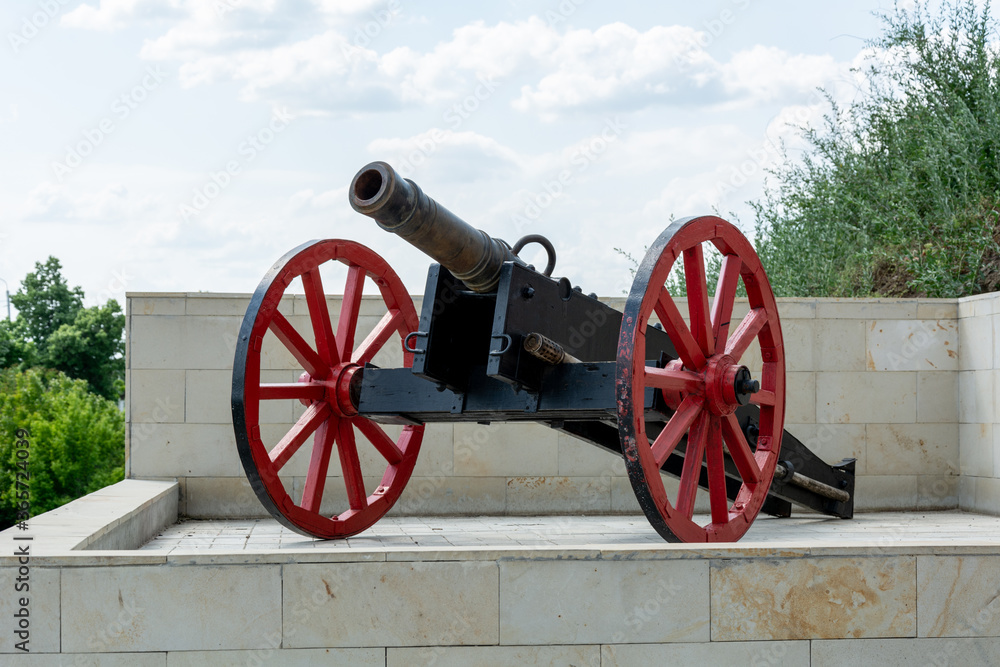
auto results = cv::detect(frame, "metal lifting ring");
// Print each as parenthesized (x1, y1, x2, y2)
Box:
(512, 234, 557, 277)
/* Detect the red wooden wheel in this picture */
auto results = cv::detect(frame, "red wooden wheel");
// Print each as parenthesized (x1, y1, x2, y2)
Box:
(232, 239, 423, 539)
(616, 216, 785, 542)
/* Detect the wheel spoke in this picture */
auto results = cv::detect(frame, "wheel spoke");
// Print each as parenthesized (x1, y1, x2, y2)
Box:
(676, 410, 709, 519)
(353, 308, 404, 364)
(258, 383, 325, 402)
(337, 264, 365, 363)
(711, 254, 742, 350)
(269, 402, 332, 471)
(302, 269, 340, 367)
(355, 417, 403, 465)
(721, 413, 761, 485)
(705, 416, 729, 525)
(269, 311, 329, 378)
(651, 395, 703, 468)
(644, 366, 704, 395)
(654, 286, 707, 370)
(751, 389, 775, 406)
(683, 245, 714, 357)
(724, 307, 767, 362)
(336, 420, 368, 511)
(301, 416, 338, 512)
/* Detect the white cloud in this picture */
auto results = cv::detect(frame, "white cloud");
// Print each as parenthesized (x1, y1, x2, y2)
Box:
(720, 46, 842, 105)
(367, 129, 524, 181)
(78, 10, 852, 118)
(62, 0, 188, 31)
(21, 182, 161, 222)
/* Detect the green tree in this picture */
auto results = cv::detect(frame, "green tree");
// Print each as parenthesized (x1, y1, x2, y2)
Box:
(0, 368, 124, 530)
(0, 319, 37, 369)
(46, 301, 126, 400)
(3, 258, 125, 399)
(9, 256, 84, 351)
(754, 0, 1000, 297)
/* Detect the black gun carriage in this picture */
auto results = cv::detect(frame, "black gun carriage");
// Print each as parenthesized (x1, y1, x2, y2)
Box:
(232, 161, 855, 543)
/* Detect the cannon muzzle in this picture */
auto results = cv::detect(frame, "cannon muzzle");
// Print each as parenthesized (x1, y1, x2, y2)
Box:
(349, 161, 518, 293)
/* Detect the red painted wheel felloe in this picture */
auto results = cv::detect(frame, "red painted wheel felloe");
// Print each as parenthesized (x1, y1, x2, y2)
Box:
(617, 216, 785, 542)
(232, 239, 423, 539)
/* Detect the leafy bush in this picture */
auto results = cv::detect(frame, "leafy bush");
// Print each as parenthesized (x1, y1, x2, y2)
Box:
(0, 368, 125, 530)
(754, 0, 1000, 297)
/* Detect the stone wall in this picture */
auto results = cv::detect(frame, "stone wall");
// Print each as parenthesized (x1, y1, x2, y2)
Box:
(958, 292, 1000, 514)
(125, 292, 965, 518)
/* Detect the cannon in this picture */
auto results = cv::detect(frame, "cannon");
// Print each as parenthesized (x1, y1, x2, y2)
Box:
(231, 161, 856, 543)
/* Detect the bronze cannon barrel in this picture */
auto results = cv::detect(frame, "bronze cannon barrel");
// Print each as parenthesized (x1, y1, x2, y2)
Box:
(349, 161, 518, 293)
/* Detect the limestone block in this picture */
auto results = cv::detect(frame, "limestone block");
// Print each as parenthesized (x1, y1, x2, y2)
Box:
(61, 565, 281, 652)
(557, 433, 625, 478)
(814, 319, 866, 372)
(816, 299, 918, 319)
(3, 654, 166, 666)
(783, 423, 867, 475)
(916, 371, 958, 424)
(410, 423, 455, 478)
(959, 423, 993, 477)
(454, 423, 558, 477)
(711, 556, 916, 640)
(603, 641, 809, 666)
(282, 561, 498, 648)
(500, 559, 709, 644)
(129, 315, 243, 370)
(777, 299, 817, 319)
(853, 475, 918, 511)
(782, 318, 815, 372)
(610, 474, 709, 514)
(183, 476, 275, 518)
(786, 372, 816, 424)
(959, 370, 995, 424)
(166, 648, 382, 666)
(959, 314, 993, 371)
(0, 567, 59, 654)
(865, 423, 958, 476)
(917, 300, 958, 319)
(129, 423, 242, 478)
(128, 294, 185, 316)
(918, 555, 1000, 637)
(811, 638, 1000, 666)
(190, 369, 295, 425)
(816, 372, 916, 424)
(867, 320, 957, 372)
(974, 476, 1000, 516)
(611, 476, 643, 513)
(917, 475, 960, 510)
(959, 475, 977, 511)
(128, 370, 186, 424)
(505, 476, 611, 514)
(391, 476, 506, 516)
(184, 295, 254, 317)
(387, 645, 600, 667)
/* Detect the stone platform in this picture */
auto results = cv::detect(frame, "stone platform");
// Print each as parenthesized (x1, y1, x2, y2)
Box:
(4, 479, 1000, 666)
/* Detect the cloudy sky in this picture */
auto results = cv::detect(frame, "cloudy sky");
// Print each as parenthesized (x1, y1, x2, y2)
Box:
(2, 0, 903, 310)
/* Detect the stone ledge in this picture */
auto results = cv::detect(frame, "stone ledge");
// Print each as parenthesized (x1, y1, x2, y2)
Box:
(0, 479, 178, 560)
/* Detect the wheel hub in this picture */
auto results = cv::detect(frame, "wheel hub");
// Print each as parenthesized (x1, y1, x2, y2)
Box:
(703, 354, 757, 416)
(297, 364, 363, 417)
